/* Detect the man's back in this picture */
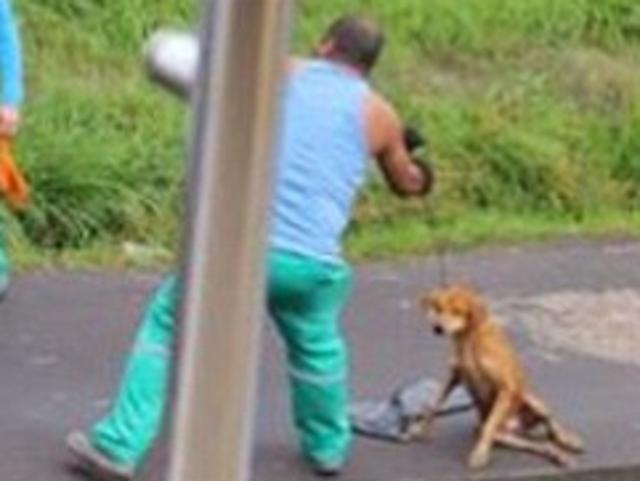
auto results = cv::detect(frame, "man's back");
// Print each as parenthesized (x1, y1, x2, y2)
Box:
(270, 59, 370, 262)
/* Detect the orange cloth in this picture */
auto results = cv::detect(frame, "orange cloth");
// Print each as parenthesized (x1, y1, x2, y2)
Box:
(0, 136, 29, 210)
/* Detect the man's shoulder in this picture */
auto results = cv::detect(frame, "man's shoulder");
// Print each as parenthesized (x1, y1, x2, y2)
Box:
(363, 91, 397, 124)
(287, 57, 318, 74)
(288, 56, 307, 72)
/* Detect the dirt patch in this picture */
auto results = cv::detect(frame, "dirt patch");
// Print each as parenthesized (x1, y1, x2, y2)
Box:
(496, 289, 640, 366)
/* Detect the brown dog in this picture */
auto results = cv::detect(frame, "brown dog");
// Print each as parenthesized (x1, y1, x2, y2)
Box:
(408, 285, 584, 469)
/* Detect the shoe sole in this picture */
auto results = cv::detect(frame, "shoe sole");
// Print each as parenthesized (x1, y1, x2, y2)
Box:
(307, 457, 344, 477)
(66, 431, 134, 481)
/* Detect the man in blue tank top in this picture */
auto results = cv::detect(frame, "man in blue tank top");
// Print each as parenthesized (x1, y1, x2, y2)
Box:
(0, 0, 23, 300)
(66, 15, 430, 479)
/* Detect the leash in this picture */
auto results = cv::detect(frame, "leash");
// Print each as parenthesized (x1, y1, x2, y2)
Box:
(425, 196, 450, 288)
(404, 125, 450, 288)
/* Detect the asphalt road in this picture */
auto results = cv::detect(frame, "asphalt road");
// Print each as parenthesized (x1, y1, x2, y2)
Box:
(1, 239, 639, 481)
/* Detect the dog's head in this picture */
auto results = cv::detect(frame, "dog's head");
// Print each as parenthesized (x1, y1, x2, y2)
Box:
(420, 284, 488, 337)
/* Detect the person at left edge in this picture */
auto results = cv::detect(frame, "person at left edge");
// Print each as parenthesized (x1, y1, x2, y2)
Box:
(0, 0, 24, 300)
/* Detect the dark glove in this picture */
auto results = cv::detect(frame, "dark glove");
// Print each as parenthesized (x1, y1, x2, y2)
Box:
(403, 126, 426, 153)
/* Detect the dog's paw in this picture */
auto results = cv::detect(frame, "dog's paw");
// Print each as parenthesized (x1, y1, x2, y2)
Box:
(468, 446, 490, 470)
(548, 447, 577, 469)
(401, 418, 435, 443)
(397, 431, 413, 444)
(556, 432, 584, 454)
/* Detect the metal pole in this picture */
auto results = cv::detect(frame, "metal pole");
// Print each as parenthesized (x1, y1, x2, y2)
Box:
(168, 1, 292, 481)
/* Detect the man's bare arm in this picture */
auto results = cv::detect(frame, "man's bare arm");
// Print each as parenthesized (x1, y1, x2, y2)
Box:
(365, 93, 430, 197)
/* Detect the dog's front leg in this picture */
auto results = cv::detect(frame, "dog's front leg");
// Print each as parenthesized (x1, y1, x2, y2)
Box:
(469, 390, 514, 469)
(405, 367, 461, 442)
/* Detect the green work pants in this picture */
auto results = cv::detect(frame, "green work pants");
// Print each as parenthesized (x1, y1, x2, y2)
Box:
(90, 249, 353, 469)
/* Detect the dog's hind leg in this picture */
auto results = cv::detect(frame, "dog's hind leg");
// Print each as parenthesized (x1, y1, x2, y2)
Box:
(495, 431, 576, 467)
(523, 393, 584, 454)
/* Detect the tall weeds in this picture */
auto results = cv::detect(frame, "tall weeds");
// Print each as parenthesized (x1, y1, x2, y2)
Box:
(10, 0, 640, 257)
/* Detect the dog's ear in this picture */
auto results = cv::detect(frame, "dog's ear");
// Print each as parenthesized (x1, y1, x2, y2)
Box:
(466, 291, 488, 326)
(452, 285, 487, 326)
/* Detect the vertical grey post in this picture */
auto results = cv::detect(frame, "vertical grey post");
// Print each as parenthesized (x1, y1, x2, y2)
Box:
(168, 1, 291, 481)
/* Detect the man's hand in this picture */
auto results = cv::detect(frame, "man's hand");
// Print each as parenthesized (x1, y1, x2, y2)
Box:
(403, 126, 434, 196)
(0, 106, 20, 136)
(411, 157, 435, 196)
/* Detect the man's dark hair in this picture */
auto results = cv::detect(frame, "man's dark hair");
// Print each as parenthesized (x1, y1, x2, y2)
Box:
(323, 15, 385, 73)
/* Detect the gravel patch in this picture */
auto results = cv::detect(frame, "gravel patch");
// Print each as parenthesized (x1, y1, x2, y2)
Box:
(496, 289, 640, 366)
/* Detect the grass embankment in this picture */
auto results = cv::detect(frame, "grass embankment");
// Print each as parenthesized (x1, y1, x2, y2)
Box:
(7, 0, 640, 268)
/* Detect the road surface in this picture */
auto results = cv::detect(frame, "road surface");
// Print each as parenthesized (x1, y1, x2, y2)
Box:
(1, 239, 639, 480)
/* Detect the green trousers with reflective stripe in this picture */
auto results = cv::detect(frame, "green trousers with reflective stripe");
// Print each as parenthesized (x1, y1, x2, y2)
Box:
(90, 275, 177, 469)
(267, 250, 353, 465)
(90, 249, 353, 469)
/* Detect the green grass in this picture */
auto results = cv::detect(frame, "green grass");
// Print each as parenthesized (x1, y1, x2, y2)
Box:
(6, 0, 640, 269)
(346, 209, 640, 260)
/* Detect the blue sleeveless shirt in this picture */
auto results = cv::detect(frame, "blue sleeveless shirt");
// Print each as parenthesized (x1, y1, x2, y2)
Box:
(269, 60, 370, 262)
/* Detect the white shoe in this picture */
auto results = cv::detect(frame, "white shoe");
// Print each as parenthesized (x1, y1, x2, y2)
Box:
(144, 29, 199, 99)
(66, 431, 134, 481)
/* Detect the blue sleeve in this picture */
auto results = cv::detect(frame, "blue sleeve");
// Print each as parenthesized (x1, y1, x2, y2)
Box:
(0, 0, 23, 106)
